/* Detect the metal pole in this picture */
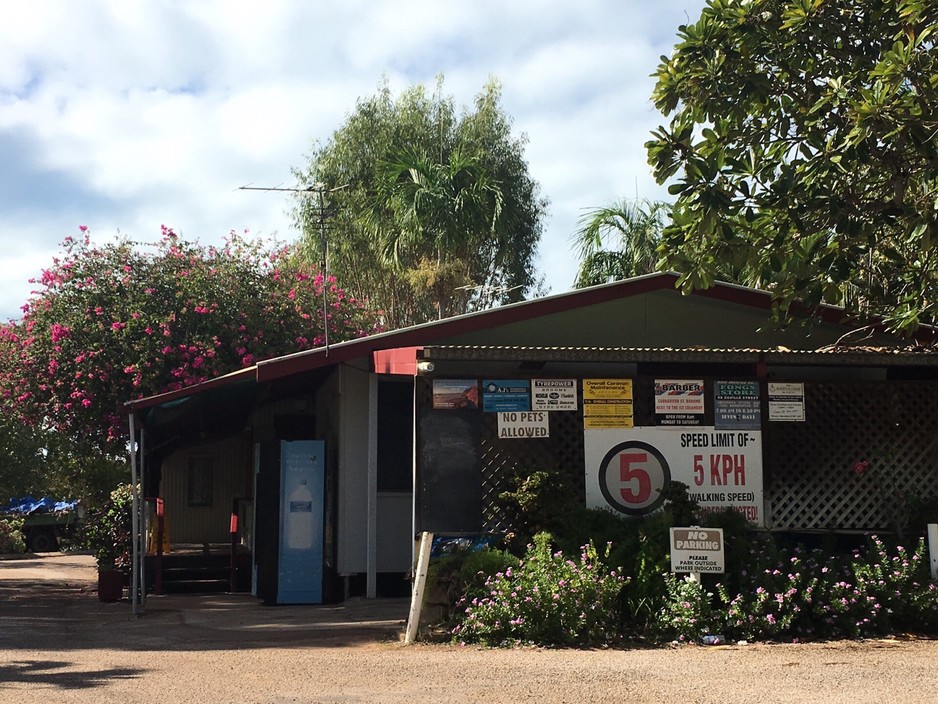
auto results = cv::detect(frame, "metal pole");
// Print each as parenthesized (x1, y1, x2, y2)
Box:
(139, 426, 147, 611)
(318, 188, 329, 357)
(129, 412, 140, 616)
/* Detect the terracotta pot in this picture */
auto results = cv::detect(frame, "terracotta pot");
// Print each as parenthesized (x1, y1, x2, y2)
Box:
(97, 569, 124, 602)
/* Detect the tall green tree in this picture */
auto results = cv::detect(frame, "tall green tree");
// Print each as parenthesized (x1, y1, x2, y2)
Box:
(0, 411, 123, 503)
(572, 199, 669, 287)
(646, 0, 938, 331)
(368, 146, 505, 317)
(293, 77, 548, 328)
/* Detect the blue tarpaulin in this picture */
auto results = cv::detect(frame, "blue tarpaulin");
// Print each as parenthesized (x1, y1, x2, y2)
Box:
(0, 496, 78, 515)
(430, 534, 498, 558)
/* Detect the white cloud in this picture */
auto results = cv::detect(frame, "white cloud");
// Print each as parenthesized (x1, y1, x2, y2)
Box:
(0, 0, 709, 320)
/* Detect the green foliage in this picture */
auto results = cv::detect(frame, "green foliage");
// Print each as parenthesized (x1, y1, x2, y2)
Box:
(571, 199, 669, 287)
(716, 534, 938, 641)
(657, 574, 719, 643)
(0, 411, 126, 504)
(293, 76, 548, 328)
(453, 533, 627, 647)
(426, 546, 521, 623)
(0, 516, 26, 554)
(490, 473, 707, 640)
(457, 548, 522, 604)
(81, 483, 134, 570)
(647, 0, 938, 331)
(451, 464, 938, 646)
(497, 467, 578, 551)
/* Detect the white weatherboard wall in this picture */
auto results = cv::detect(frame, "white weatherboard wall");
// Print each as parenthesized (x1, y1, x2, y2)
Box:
(161, 435, 247, 543)
(335, 364, 414, 575)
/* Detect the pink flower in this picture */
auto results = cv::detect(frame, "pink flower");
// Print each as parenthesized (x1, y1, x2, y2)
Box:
(50, 323, 70, 343)
(852, 460, 870, 476)
(79, 225, 88, 232)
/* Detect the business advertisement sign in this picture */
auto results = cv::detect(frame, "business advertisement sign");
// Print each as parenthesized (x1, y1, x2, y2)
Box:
(532, 379, 577, 411)
(768, 382, 805, 422)
(583, 379, 633, 429)
(584, 426, 764, 525)
(432, 379, 479, 410)
(714, 380, 761, 430)
(482, 379, 531, 412)
(655, 379, 705, 426)
(670, 527, 725, 574)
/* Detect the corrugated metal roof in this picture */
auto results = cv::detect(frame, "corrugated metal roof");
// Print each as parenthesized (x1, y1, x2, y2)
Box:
(420, 344, 938, 366)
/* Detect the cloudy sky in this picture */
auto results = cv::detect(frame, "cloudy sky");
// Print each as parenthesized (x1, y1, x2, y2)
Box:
(0, 0, 708, 321)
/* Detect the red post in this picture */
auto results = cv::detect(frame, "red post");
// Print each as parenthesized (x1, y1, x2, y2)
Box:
(229, 502, 238, 593)
(155, 498, 164, 595)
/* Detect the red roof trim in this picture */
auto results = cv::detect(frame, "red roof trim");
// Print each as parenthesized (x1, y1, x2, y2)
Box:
(373, 347, 423, 375)
(126, 366, 256, 411)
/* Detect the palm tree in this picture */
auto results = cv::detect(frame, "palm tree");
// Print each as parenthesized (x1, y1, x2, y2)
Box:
(368, 146, 506, 318)
(572, 199, 669, 287)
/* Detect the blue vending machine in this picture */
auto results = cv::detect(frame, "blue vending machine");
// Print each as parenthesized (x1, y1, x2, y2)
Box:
(277, 440, 325, 604)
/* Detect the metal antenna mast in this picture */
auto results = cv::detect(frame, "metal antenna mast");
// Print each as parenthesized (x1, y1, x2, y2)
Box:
(239, 183, 346, 357)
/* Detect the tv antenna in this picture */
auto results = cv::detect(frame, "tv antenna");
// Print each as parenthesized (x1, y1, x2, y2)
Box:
(239, 183, 348, 356)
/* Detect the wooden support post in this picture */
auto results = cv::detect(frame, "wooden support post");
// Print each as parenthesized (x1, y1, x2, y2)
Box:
(928, 524, 938, 581)
(404, 531, 434, 645)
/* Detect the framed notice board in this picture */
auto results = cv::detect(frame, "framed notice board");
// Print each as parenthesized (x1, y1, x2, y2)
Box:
(418, 408, 482, 533)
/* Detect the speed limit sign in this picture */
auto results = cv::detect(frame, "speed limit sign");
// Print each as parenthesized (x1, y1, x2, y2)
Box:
(594, 440, 671, 515)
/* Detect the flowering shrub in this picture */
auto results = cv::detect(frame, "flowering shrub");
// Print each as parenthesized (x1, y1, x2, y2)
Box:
(656, 574, 719, 642)
(0, 228, 382, 455)
(81, 483, 134, 570)
(715, 535, 938, 641)
(452, 533, 627, 647)
(0, 516, 26, 554)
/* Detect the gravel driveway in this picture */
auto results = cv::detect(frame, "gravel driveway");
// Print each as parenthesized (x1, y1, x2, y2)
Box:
(1, 553, 937, 703)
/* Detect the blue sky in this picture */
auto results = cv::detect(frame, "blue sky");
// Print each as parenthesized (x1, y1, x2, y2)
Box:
(0, 0, 709, 321)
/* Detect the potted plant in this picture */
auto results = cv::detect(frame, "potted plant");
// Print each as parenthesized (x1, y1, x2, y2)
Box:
(82, 484, 133, 602)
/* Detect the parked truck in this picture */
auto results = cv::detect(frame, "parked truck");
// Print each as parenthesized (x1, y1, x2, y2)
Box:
(0, 497, 83, 552)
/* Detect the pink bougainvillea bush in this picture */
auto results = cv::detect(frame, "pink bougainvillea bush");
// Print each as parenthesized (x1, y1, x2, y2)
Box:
(0, 227, 382, 455)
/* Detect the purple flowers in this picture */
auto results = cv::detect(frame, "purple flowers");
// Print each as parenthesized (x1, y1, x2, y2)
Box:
(453, 534, 626, 647)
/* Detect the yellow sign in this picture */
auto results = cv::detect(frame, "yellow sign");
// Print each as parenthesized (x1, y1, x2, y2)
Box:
(583, 379, 633, 428)
(584, 402, 633, 416)
(583, 379, 633, 399)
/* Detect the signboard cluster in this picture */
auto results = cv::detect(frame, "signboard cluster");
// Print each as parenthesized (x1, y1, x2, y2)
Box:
(427, 375, 812, 528)
(584, 377, 766, 526)
(432, 377, 580, 439)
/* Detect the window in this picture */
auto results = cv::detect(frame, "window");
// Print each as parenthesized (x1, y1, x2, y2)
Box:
(377, 381, 414, 492)
(187, 456, 214, 507)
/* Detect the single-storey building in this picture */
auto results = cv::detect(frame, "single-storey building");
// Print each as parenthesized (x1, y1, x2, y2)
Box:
(126, 273, 938, 608)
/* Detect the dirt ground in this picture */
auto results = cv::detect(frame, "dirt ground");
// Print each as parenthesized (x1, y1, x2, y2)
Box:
(2, 553, 938, 704)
